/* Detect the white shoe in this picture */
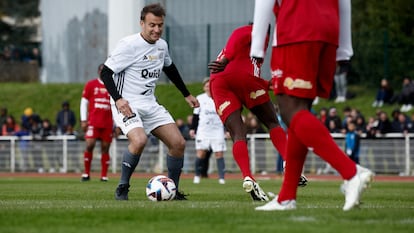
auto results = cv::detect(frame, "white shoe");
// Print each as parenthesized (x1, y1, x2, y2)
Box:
(255, 196, 296, 211)
(243, 176, 269, 201)
(401, 104, 408, 112)
(406, 104, 412, 112)
(193, 176, 201, 184)
(342, 165, 374, 211)
(372, 101, 378, 107)
(218, 179, 225, 184)
(335, 96, 346, 103)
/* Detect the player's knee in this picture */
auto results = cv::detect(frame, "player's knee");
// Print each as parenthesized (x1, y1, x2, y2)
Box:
(169, 138, 186, 156)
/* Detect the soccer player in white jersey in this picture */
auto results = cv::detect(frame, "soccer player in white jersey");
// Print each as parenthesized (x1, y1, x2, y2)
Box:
(101, 3, 199, 200)
(189, 78, 227, 185)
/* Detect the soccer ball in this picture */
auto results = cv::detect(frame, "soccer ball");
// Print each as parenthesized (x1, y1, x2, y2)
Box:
(146, 175, 177, 201)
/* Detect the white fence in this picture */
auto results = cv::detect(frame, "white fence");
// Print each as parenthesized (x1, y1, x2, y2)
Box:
(0, 133, 413, 176)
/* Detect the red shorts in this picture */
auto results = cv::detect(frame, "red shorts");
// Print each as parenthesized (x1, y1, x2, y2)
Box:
(210, 72, 270, 123)
(84, 125, 113, 142)
(270, 42, 337, 99)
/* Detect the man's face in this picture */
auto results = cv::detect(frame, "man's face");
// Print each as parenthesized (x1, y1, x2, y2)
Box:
(140, 13, 164, 43)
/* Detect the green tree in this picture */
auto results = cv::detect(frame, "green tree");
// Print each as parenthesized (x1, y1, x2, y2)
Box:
(351, 0, 414, 87)
(0, 0, 40, 48)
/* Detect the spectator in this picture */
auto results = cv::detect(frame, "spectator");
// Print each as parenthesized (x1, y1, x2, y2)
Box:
(245, 112, 266, 134)
(56, 101, 76, 135)
(19, 107, 42, 137)
(391, 112, 410, 134)
(372, 79, 394, 108)
(176, 118, 191, 140)
(325, 107, 342, 133)
(365, 116, 378, 138)
(376, 111, 393, 134)
(341, 106, 352, 129)
(0, 107, 7, 135)
(391, 77, 414, 112)
(2, 115, 20, 136)
(40, 118, 55, 138)
(344, 121, 360, 164)
(317, 107, 328, 125)
(355, 115, 366, 134)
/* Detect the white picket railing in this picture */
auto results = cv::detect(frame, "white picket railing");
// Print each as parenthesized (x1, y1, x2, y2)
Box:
(0, 133, 413, 175)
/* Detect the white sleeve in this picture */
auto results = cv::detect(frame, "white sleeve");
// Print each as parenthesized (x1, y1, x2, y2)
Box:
(250, 0, 276, 58)
(337, 0, 353, 61)
(80, 97, 89, 121)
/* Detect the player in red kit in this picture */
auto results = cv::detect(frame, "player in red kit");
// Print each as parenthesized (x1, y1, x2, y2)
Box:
(208, 23, 297, 201)
(250, 0, 373, 211)
(80, 63, 114, 182)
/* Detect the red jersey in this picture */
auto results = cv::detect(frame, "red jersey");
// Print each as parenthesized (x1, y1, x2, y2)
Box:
(81, 78, 113, 129)
(251, 0, 340, 58)
(215, 24, 265, 77)
(210, 25, 270, 122)
(274, 0, 339, 46)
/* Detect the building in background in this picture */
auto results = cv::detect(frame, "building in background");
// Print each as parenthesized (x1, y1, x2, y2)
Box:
(40, 0, 270, 84)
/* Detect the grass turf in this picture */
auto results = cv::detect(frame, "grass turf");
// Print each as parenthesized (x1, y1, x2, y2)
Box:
(0, 176, 413, 233)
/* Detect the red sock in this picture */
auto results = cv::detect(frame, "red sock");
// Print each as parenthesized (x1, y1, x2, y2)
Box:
(83, 151, 92, 176)
(101, 153, 110, 178)
(269, 126, 287, 160)
(232, 140, 253, 179)
(290, 110, 356, 180)
(278, 128, 308, 202)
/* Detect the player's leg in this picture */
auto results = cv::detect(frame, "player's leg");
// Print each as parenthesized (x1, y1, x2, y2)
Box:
(225, 110, 268, 201)
(250, 101, 287, 159)
(193, 148, 208, 184)
(200, 149, 212, 178)
(100, 137, 111, 182)
(113, 106, 146, 200)
(152, 123, 187, 199)
(224, 110, 250, 178)
(214, 151, 226, 184)
(115, 127, 147, 200)
(81, 136, 96, 181)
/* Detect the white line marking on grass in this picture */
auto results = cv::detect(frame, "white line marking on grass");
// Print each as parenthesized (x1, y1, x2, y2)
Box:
(290, 216, 317, 222)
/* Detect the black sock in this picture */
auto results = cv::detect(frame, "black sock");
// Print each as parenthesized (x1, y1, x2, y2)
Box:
(216, 157, 225, 179)
(119, 150, 141, 185)
(167, 154, 183, 190)
(194, 157, 203, 176)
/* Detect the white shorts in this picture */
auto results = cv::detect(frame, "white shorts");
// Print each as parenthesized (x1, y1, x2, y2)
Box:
(112, 101, 174, 136)
(195, 137, 227, 152)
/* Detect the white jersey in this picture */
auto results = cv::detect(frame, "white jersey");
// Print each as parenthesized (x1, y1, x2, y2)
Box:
(104, 33, 172, 104)
(193, 93, 225, 140)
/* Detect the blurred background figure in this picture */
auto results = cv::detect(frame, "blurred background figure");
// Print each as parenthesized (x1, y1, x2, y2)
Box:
(56, 101, 76, 135)
(372, 79, 394, 108)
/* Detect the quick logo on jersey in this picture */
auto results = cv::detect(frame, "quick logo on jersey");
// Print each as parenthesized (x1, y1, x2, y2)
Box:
(142, 69, 161, 79)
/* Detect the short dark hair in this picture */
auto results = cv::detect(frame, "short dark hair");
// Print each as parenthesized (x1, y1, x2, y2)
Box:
(140, 3, 165, 21)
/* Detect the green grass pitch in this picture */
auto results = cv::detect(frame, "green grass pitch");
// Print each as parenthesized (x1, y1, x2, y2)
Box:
(0, 175, 413, 233)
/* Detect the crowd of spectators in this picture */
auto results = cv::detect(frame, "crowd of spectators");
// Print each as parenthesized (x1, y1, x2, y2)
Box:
(372, 77, 414, 112)
(317, 105, 414, 137)
(0, 101, 77, 139)
(0, 46, 42, 66)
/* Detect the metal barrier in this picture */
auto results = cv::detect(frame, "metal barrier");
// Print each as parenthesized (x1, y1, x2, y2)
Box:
(0, 133, 413, 175)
